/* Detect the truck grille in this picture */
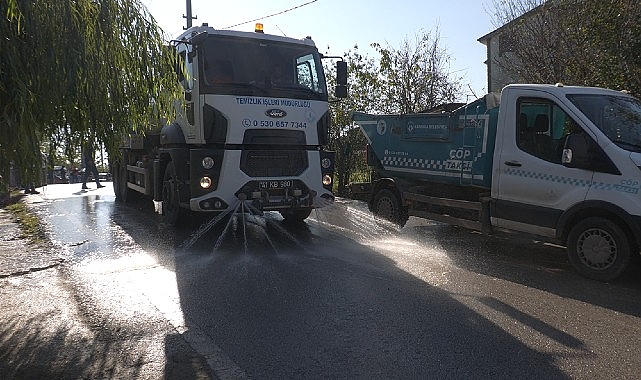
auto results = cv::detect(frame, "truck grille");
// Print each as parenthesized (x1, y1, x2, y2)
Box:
(240, 150, 308, 177)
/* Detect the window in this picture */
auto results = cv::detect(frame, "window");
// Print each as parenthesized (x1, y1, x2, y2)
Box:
(199, 36, 327, 99)
(568, 94, 641, 153)
(296, 53, 321, 93)
(175, 45, 193, 92)
(516, 98, 580, 163)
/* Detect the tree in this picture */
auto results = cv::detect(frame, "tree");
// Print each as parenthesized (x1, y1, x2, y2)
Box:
(487, 0, 641, 95)
(324, 46, 380, 196)
(373, 29, 462, 114)
(0, 0, 179, 196)
(324, 30, 462, 196)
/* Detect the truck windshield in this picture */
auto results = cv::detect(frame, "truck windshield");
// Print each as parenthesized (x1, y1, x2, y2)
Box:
(199, 35, 327, 100)
(568, 94, 641, 152)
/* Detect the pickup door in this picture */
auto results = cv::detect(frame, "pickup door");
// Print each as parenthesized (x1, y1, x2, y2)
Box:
(491, 88, 594, 237)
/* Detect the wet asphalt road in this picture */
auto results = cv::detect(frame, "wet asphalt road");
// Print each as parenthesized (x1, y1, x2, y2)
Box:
(2, 182, 641, 379)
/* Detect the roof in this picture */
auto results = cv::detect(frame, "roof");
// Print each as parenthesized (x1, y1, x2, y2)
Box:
(477, 2, 546, 44)
(176, 23, 317, 48)
(503, 83, 633, 97)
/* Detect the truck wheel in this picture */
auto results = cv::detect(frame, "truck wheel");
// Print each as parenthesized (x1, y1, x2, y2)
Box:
(372, 189, 408, 227)
(280, 208, 312, 223)
(115, 151, 136, 204)
(162, 161, 184, 226)
(112, 159, 124, 201)
(567, 217, 632, 281)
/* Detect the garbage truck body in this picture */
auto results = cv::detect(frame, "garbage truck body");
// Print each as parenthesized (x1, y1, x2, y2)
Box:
(352, 84, 641, 281)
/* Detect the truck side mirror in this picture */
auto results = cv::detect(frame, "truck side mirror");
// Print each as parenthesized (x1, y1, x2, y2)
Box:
(562, 133, 591, 169)
(335, 60, 348, 99)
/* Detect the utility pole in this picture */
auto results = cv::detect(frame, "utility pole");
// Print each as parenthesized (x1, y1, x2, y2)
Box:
(183, 0, 197, 29)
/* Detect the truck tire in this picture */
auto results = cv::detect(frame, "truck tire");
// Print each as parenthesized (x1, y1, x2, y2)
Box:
(280, 208, 312, 223)
(112, 159, 124, 201)
(114, 151, 136, 204)
(372, 189, 408, 227)
(162, 161, 185, 226)
(566, 217, 632, 281)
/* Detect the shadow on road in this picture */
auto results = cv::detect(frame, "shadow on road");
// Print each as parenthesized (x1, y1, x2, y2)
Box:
(110, 198, 577, 378)
(0, 312, 148, 379)
(16, 188, 639, 378)
(404, 222, 641, 318)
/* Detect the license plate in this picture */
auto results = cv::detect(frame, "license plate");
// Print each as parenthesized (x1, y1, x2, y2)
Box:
(259, 180, 292, 189)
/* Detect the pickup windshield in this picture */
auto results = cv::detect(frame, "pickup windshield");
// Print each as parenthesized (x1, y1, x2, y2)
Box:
(199, 35, 327, 100)
(568, 93, 641, 152)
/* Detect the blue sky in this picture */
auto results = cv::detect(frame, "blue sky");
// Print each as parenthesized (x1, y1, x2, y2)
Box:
(141, 0, 496, 101)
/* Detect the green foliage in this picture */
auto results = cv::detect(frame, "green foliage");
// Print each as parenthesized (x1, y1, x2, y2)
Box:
(324, 46, 380, 196)
(0, 0, 180, 192)
(323, 33, 462, 196)
(373, 29, 462, 114)
(490, 0, 641, 95)
(5, 199, 47, 244)
(571, 0, 641, 94)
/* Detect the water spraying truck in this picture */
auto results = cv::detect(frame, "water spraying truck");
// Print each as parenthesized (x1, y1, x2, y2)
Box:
(112, 23, 347, 225)
(352, 84, 641, 281)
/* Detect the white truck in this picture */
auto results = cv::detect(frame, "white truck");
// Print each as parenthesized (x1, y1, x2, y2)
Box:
(352, 84, 641, 281)
(113, 23, 347, 225)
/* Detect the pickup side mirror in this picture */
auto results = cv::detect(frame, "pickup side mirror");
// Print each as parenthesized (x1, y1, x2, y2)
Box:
(562, 133, 592, 169)
(562, 132, 620, 175)
(335, 60, 348, 99)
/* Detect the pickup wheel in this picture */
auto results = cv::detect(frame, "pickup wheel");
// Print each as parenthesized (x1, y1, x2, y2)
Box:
(566, 217, 632, 281)
(280, 208, 312, 223)
(162, 161, 185, 226)
(372, 189, 408, 227)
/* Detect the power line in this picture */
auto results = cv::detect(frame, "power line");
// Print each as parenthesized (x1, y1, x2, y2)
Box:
(223, 0, 318, 29)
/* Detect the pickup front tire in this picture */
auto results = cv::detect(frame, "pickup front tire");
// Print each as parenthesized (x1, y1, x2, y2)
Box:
(567, 217, 632, 281)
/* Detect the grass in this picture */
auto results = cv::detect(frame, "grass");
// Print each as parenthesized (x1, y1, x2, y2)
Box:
(2, 190, 48, 244)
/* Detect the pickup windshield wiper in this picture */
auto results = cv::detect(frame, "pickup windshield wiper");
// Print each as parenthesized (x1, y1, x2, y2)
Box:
(613, 140, 641, 152)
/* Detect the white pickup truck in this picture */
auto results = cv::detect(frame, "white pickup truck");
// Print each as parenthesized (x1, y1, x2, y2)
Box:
(352, 84, 641, 281)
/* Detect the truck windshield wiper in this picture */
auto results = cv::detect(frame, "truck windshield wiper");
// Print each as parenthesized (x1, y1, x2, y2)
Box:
(225, 82, 271, 95)
(271, 84, 323, 99)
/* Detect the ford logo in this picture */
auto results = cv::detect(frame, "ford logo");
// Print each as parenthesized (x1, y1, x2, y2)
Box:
(265, 109, 287, 118)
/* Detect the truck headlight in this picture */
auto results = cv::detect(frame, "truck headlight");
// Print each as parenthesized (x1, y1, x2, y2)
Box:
(322, 174, 332, 186)
(321, 157, 332, 169)
(200, 176, 212, 189)
(202, 156, 215, 169)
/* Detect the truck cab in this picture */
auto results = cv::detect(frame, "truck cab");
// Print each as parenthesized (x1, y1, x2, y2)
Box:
(493, 84, 641, 280)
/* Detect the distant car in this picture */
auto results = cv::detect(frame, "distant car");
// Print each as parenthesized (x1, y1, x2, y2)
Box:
(83, 170, 112, 182)
(49, 166, 68, 184)
(98, 172, 112, 181)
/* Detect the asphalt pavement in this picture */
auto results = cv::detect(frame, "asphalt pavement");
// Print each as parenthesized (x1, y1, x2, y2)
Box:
(3, 185, 641, 379)
(0, 187, 214, 379)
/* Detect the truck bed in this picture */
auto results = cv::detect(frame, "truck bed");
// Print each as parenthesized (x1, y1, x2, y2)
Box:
(352, 95, 499, 189)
